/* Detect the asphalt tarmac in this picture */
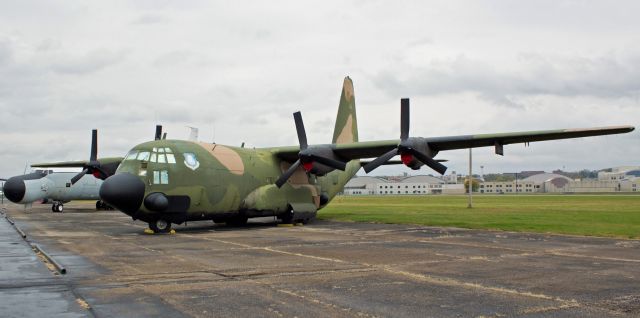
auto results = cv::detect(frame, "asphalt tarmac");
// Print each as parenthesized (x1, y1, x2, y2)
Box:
(1, 201, 639, 317)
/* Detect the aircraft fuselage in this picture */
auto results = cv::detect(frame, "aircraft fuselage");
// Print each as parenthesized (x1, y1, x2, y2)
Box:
(101, 140, 359, 226)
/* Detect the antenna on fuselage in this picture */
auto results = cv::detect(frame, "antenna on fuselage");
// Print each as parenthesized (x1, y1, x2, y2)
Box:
(186, 126, 199, 142)
(212, 122, 216, 143)
(155, 125, 162, 140)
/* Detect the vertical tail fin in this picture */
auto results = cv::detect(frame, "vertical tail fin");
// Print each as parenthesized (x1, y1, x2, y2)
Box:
(332, 76, 358, 144)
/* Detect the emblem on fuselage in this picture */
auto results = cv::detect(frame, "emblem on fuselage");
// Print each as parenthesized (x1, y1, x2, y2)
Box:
(183, 153, 200, 171)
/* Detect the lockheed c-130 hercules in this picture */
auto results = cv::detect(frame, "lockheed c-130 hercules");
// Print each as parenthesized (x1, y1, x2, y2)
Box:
(90, 77, 633, 233)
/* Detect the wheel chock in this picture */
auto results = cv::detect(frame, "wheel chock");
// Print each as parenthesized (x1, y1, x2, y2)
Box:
(169, 229, 176, 235)
(144, 228, 155, 234)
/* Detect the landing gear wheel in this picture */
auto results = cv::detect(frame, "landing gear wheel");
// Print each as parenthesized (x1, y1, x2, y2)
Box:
(51, 204, 56, 212)
(96, 201, 102, 210)
(150, 219, 172, 233)
(280, 209, 294, 224)
(56, 204, 64, 213)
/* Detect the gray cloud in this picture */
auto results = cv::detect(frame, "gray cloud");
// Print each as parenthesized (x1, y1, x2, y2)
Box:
(131, 13, 170, 25)
(0, 1, 638, 177)
(373, 53, 640, 107)
(49, 49, 127, 75)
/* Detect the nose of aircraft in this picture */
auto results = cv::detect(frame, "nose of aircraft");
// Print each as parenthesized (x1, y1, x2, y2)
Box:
(3, 177, 25, 203)
(99, 173, 145, 215)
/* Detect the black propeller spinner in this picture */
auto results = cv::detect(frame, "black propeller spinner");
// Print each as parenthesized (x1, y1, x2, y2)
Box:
(70, 129, 109, 185)
(275, 111, 347, 188)
(363, 98, 447, 175)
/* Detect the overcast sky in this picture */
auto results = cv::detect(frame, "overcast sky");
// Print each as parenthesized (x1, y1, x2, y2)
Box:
(1, 0, 638, 178)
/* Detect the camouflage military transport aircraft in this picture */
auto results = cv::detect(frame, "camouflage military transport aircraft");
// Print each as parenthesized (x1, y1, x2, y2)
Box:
(3, 130, 122, 211)
(98, 77, 634, 233)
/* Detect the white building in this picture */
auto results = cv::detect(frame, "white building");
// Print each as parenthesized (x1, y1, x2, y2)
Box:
(597, 166, 640, 181)
(479, 167, 640, 193)
(343, 175, 464, 195)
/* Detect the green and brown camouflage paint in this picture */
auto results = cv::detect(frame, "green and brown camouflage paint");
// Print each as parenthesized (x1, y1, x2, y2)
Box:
(115, 77, 362, 223)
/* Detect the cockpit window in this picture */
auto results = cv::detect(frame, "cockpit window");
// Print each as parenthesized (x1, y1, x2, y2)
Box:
(125, 150, 139, 161)
(147, 147, 176, 164)
(126, 147, 176, 163)
(136, 151, 150, 161)
(153, 170, 169, 184)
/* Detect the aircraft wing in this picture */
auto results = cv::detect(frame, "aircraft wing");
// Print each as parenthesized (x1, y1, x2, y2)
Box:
(274, 125, 634, 162)
(423, 126, 635, 152)
(335, 126, 634, 158)
(31, 157, 124, 168)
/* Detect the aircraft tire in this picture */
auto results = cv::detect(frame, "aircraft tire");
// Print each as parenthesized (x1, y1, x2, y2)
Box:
(51, 204, 56, 212)
(150, 219, 172, 233)
(57, 204, 64, 213)
(280, 210, 294, 224)
(96, 201, 101, 210)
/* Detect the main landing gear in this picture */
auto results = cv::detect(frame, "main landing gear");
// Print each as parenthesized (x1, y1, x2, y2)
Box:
(95, 200, 113, 211)
(51, 202, 64, 213)
(149, 219, 172, 233)
(279, 208, 315, 225)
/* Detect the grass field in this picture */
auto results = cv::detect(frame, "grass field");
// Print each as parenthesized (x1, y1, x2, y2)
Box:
(318, 195, 640, 239)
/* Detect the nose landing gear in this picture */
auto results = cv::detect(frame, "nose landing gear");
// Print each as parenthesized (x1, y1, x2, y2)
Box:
(149, 219, 172, 233)
(95, 200, 113, 211)
(51, 202, 64, 213)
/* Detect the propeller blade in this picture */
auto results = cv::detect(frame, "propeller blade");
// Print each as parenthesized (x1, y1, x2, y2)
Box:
(400, 98, 410, 140)
(70, 168, 89, 185)
(409, 149, 448, 175)
(155, 125, 162, 140)
(308, 155, 347, 171)
(90, 129, 98, 162)
(275, 160, 301, 188)
(363, 148, 398, 173)
(293, 112, 308, 150)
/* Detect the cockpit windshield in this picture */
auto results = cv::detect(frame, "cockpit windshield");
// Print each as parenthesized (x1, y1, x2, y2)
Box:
(124, 147, 176, 164)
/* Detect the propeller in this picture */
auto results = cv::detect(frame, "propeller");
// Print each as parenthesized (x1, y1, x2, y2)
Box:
(363, 98, 447, 175)
(275, 111, 346, 188)
(69, 129, 109, 185)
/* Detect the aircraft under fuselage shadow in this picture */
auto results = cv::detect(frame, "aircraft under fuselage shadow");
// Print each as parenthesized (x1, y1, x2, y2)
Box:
(49, 77, 637, 233)
(160, 218, 283, 234)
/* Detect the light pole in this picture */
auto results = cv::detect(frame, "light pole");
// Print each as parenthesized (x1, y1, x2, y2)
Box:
(468, 148, 473, 208)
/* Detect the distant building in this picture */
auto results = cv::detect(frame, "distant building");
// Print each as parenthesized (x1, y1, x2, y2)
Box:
(343, 174, 464, 196)
(345, 166, 640, 196)
(479, 166, 640, 193)
(514, 171, 545, 179)
(597, 166, 640, 181)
